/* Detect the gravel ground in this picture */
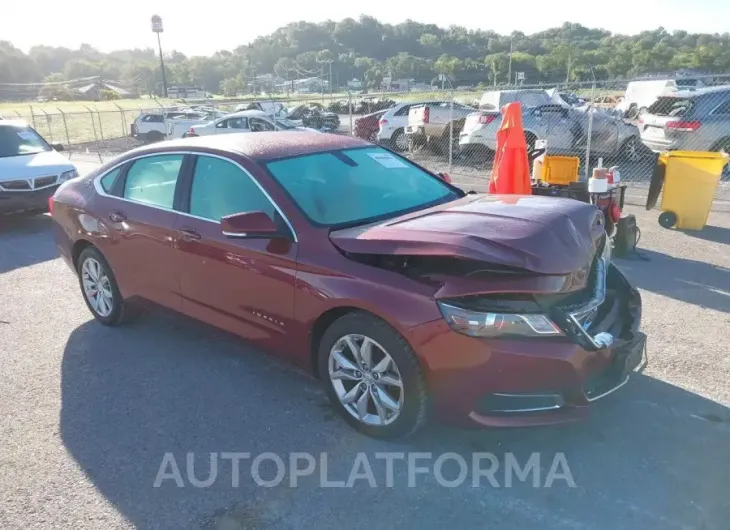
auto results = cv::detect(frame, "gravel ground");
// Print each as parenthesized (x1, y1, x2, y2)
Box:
(1, 161, 730, 529)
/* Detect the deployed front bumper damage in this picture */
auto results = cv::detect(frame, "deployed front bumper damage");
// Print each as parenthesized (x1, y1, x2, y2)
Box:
(406, 259, 644, 428)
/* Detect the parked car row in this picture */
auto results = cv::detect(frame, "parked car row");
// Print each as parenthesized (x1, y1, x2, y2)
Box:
(373, 89, 647, 162)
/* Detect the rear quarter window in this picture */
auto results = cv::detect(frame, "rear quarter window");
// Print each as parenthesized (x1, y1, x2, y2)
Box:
(99, 167, 122, 193)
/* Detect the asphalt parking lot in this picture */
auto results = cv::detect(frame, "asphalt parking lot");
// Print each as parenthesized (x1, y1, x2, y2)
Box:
(2, 162, 730, 529)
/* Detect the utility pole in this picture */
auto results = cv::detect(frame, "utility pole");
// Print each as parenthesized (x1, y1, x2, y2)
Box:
(316, 58, 333, 103)
(566, 54, 572, 82)
(507, 35, 513, 86)
(151, 15, 167, 98)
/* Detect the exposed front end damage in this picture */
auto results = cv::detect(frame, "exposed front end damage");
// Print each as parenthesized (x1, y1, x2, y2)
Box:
(339, 234, 643, 428)
(329, 195, 643, 427)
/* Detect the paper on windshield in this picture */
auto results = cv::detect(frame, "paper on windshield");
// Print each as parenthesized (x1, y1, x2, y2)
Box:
(367, 152, 408, 169)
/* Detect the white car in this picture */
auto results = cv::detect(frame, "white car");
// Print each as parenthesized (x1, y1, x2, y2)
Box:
(131, 108, 215, 143)
(376, 100, 448, 151)
(615, 78, 706, 118)
(0, 120, 78, 215)
(181, 110, 313, 138)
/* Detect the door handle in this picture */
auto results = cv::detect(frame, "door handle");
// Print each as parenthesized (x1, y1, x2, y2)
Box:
(178, 228, 201, 241)
(109, 211, 126, 222)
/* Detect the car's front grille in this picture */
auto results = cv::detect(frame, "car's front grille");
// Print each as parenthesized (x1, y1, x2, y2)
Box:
(34, 175, 57, 188)
(0, 180, 31, 191)
(0, 175, 59, 192)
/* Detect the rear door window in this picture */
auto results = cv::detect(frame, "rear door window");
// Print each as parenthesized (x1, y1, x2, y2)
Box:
(711, 100, 730, 115)
(123, 154, 184, 209)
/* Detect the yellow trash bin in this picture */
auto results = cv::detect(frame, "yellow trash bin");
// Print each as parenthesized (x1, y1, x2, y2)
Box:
(649, 151, 729, 230)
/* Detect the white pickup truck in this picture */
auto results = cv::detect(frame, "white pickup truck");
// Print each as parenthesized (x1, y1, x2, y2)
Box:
(404, 101, 475, 153)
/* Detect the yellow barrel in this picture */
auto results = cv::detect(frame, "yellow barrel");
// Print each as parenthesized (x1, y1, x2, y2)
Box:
(660, 151, 729, 230)
(540, 156, 580, 185)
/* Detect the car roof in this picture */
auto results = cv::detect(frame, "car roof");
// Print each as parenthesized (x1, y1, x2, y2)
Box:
(670, 85, 730, 99)
(122, 131, 371, 163)
(0, 119, 30, 129)
(223, 110, 275, 120)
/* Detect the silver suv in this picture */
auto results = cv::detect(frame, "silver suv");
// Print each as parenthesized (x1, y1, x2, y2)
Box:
(639, 86, 730, 154)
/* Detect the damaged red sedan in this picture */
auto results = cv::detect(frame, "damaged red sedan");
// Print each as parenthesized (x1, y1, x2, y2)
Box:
(51, 132, 644, 439)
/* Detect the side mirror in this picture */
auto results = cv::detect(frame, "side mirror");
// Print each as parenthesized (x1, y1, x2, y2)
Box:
(52, 143, 64, 152)
(221, 211, 280, 239)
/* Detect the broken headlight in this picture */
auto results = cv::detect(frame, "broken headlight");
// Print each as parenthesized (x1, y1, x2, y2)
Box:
(438, 302, 563, 338)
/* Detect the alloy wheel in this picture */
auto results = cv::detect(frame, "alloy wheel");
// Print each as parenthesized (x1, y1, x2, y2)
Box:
(328, 334, 404, 426)
(81, 257, 114, 317)
(393, 131, 408, 151)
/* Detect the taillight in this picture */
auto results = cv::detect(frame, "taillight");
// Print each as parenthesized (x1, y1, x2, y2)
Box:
(439, 172, 452, 183)
(189, 128, 195, 134)
(378, 118, 388, 126)
(48, 196, 55, 216)
(479, 114, 498, 125)
(423, 107, 430, 123)
(666, 120, 701, 132)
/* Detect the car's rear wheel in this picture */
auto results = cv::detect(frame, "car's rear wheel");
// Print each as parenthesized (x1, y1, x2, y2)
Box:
(145, 131, 164, 143)
(391, 129, 408, 151)
(77, 246, 129, 326)
(318, 312, 428, 439)
(712, 136, 730, 156)
(619, 136, 643, 162)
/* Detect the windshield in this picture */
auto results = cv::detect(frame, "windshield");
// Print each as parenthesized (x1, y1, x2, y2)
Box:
(266, 147, 461, 228)
(275, 119, 298, 130)
(0, 125, 52, 158)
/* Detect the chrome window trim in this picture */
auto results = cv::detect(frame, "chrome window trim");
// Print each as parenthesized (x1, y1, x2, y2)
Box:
(92, 150, 298, 242)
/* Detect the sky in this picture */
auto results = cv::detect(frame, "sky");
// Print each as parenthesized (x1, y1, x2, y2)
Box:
(4, 0, 729, 57)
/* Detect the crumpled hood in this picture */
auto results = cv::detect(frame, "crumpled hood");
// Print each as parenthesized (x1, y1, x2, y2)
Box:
(330, 194, 605, 275)
(0, 150, 75, 181)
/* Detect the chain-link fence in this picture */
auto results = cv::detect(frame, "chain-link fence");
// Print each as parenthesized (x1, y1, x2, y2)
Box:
(2, 74, 729, 202)
(378, 74, 730, 197)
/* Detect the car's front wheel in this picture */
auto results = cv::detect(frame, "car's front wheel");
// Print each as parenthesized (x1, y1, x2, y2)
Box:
(77, 246, 130, 326)
(318, 313, 428, 439)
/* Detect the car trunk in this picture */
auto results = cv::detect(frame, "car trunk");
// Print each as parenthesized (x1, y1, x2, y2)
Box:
(640, 96, 698, 146)
(462, 111, 500, 135)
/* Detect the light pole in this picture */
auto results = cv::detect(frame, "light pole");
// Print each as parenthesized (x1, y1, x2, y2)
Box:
(151, 15, 167, 98)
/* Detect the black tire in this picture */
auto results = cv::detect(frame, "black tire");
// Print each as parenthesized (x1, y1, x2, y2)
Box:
(317, 312, 428, 439)
(658, 211, 678, 229)
(76, 246, 130, 326)
(524, 132, 537, 153)
(712, 136, 730, 156)
(145, 130, 165, 143)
